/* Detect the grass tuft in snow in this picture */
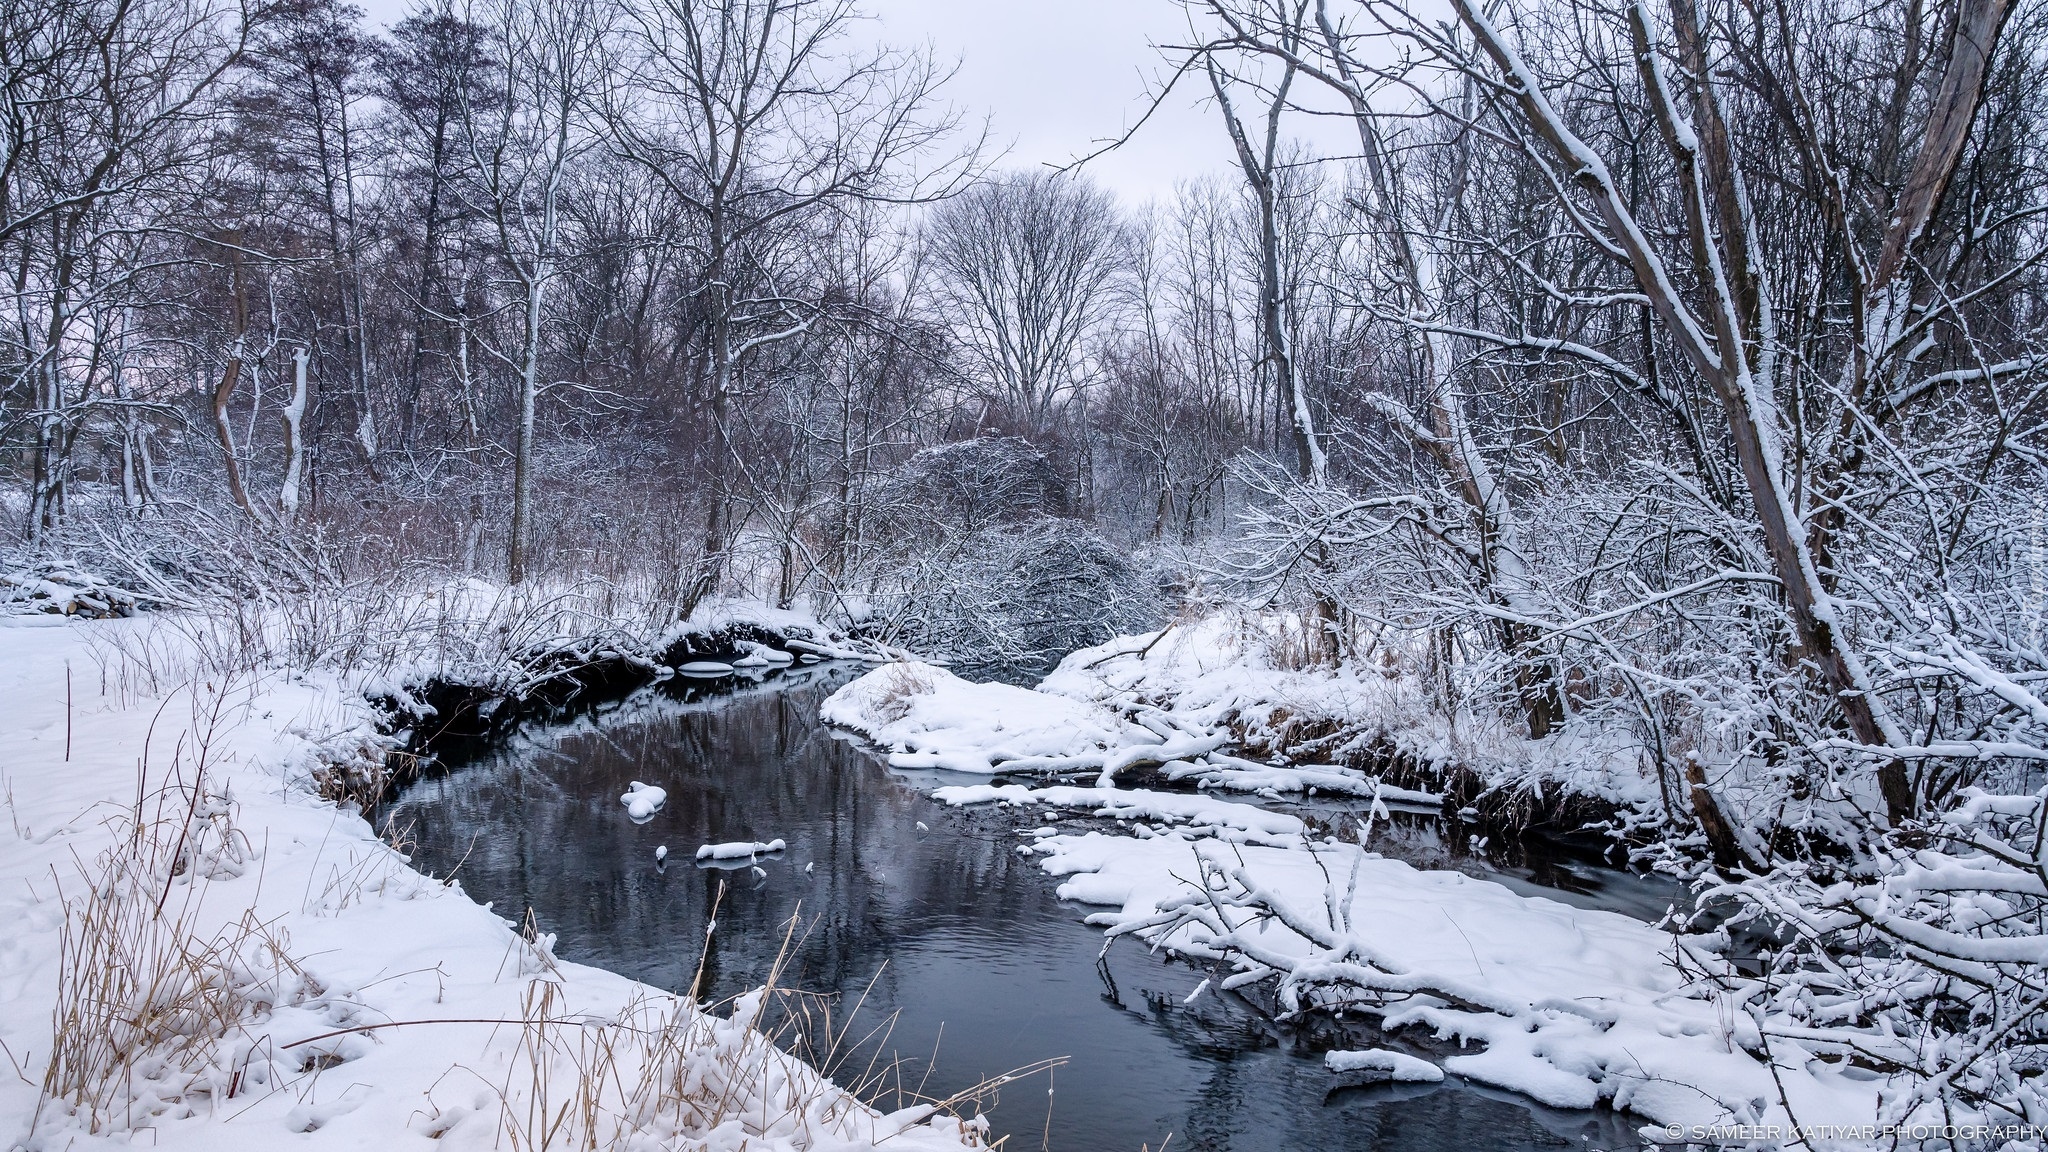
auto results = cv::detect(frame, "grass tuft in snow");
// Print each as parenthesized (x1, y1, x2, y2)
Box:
(33, 678, 342, 1137)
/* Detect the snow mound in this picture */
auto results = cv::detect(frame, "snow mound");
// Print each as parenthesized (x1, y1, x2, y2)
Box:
(1324, 1048, 1443, 1082)
(732, 642, 796, 668)
(621, 781, 667, 821)
(821, 661, 1144, 773)
(696, 839, 786, 861)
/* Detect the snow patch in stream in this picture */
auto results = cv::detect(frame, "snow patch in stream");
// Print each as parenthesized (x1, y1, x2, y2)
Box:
(695, 838, 787, 861)
(620, 780, 667, 820)
(1324, 1049, 1444, 1082)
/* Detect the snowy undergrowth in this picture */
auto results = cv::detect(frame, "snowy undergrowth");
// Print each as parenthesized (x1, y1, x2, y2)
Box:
(1041, 613, 1660, 815)
(0, 615, 987, 1152)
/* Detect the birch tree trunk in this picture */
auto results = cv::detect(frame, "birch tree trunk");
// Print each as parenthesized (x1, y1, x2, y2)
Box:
(210, 236, 255, 515)
(279, 346, 309, 516)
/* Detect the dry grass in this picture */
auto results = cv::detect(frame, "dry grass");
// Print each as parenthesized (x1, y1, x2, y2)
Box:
(32, 679, 336, 1137)
(871, 663, 936, 726)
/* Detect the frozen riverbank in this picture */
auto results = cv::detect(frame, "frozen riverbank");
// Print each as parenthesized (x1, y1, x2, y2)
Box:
(0, 614, 986, 1151)
(822, 656, 1905, 1145)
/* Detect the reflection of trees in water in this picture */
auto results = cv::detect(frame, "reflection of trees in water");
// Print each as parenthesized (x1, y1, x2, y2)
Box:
(385, 669, 1654, 1152)
(385, 669, 1060, 1010)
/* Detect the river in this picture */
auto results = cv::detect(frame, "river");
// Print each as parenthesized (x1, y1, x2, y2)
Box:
(381, 663, 1657, 1152)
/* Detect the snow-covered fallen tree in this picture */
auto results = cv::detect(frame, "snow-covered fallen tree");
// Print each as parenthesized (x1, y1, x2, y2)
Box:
(928, 787, 1880, 1135)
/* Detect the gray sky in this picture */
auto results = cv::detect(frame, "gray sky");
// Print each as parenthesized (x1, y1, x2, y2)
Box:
(357, 0, 1350, 205)
(862, 0, 1231, 204)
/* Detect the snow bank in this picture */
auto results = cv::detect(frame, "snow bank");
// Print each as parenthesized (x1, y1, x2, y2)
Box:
(0, 617, 982, 1152)
(1042, 614, 1657, 809)
(1169, 753, 1441, 805)
(931, 783, 1303, 847)
(820, 661, 1144, 773)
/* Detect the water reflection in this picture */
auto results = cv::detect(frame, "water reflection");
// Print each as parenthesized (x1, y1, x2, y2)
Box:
(384, 666, 1646, 1152)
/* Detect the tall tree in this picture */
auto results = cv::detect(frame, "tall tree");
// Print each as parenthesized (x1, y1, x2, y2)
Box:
(456, 0, 607, 584)
(607, 0, 978, 613)
(924, 170, 1125, 440)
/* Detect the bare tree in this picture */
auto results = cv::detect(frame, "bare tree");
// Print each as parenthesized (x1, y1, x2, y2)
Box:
(456, 0, 607, 584)
(1202, 17, 1326, 487)
(607, 0, 979, 614)
(924, 170, 1125, 439)
(1435, 0, 2020, 822)
(1, 0, 247, 536)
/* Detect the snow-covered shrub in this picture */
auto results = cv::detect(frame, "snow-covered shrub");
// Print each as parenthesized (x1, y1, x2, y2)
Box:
(1692, 788, 2048, 1132)
(879, 516, 1164, 680)
(869, 435, 1069, 535)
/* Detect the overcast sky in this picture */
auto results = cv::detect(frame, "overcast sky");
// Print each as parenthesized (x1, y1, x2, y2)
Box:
(861, 0, 1231, 204)
(356, 0, 1348, 206)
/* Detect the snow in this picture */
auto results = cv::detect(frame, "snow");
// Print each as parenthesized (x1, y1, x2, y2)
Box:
(956, 810, 1889, 1136)
(676, 660, 736, 675)
(820, 661, 1144, 773)
(931, 783, 1304, 846)
(732, 642, 796, 668)
(620, 780, 667, 821)
(1042, 615, 1659, 810)
(0, 616, 982, 1152)
(695, 839, 787, 861)
(1169, 753, 1441, 806)
(822, 641, 1902, 1140)
(821, 660, 1443, 817)
(1323, 1049, 1443, 1082)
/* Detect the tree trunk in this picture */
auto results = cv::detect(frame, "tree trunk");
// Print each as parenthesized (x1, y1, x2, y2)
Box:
(210, 235, 255, 514)
(508, 276, 545, 585)
(279, 347, 310, 516)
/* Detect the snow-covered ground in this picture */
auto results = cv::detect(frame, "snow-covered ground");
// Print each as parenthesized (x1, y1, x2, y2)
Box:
(819, 660, 1144, 773)
(1042, 615, 1659, 809)
(821, 656, 1438, 803)
(822, 652, 1906, 1145)
(0, 615, 984, 1151)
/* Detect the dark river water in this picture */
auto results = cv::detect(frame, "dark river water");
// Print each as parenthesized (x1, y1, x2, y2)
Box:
(382, 664, 1657, 1152)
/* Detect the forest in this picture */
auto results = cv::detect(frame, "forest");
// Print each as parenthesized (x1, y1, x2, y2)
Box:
(4, 0, 2048, 1146)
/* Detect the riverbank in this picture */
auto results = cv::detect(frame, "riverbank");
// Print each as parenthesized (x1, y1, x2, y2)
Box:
(380, 661, 1649, 1152)
(820, 650, 1906, 1146)
(0, 612, 987, 1152)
